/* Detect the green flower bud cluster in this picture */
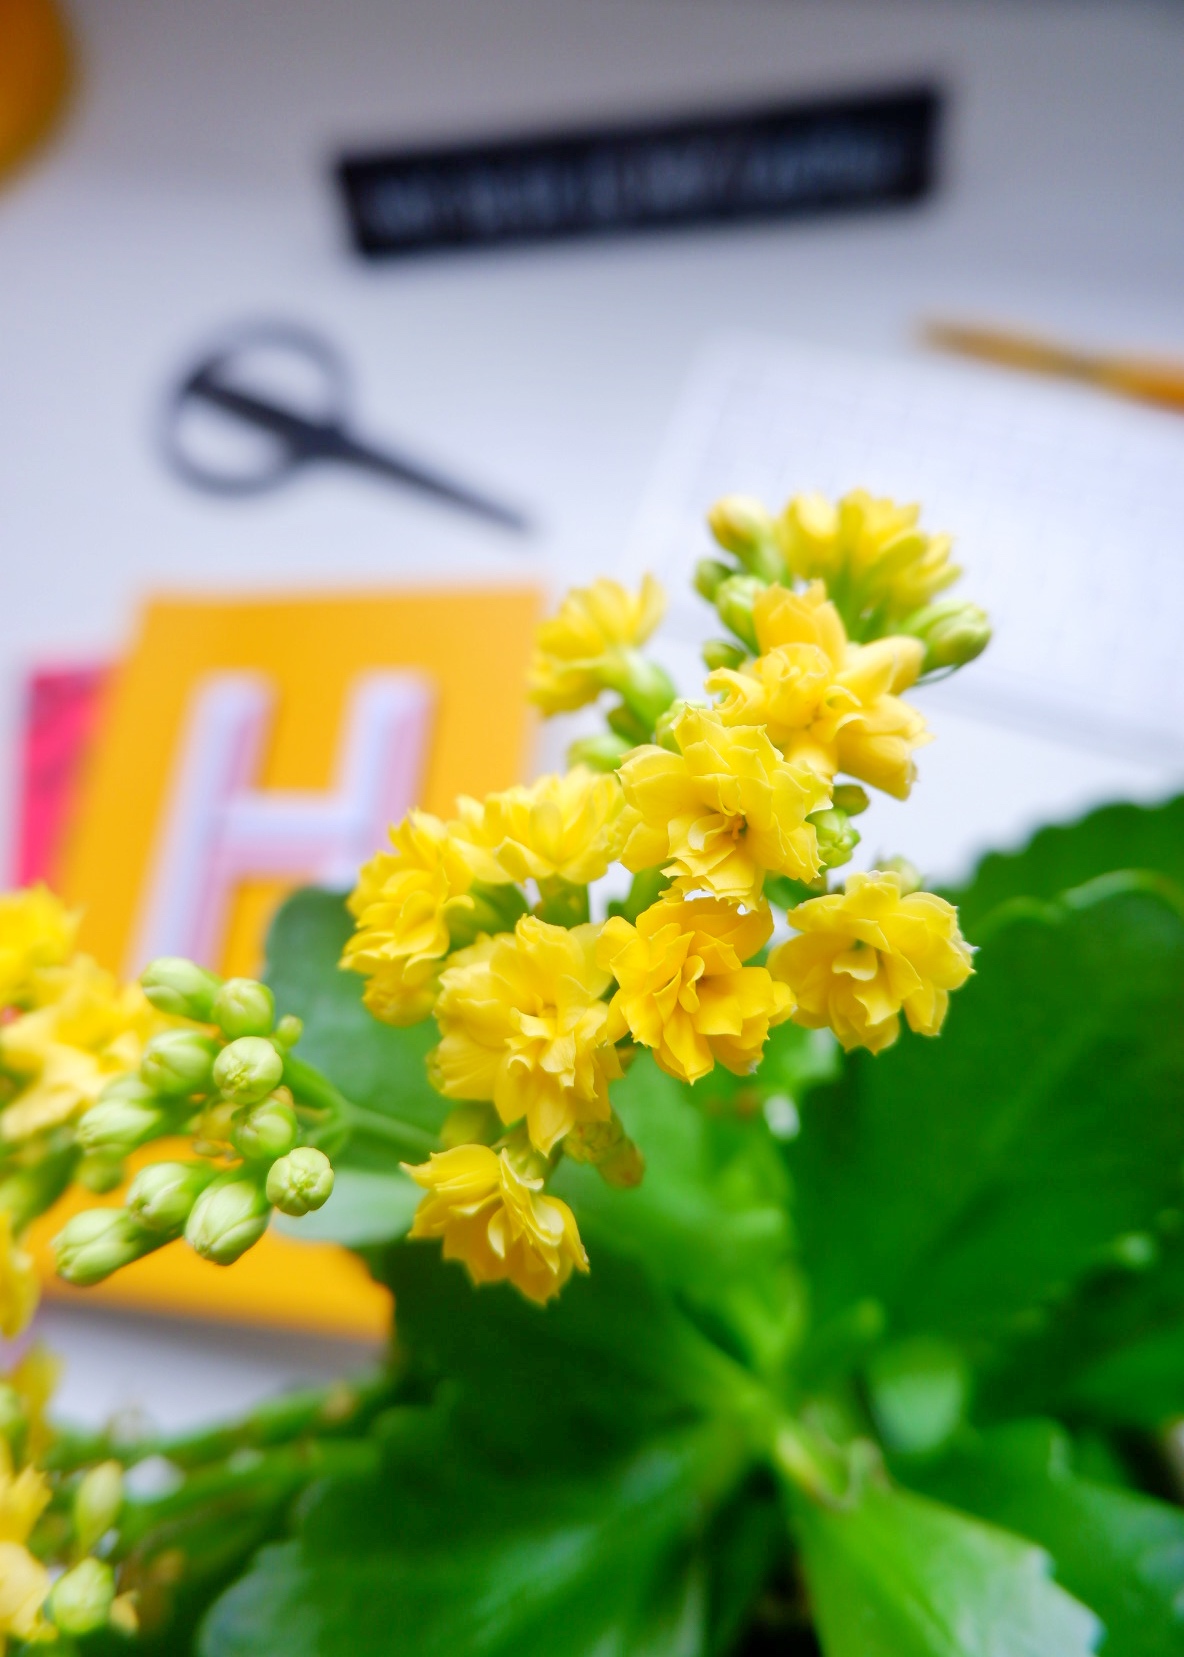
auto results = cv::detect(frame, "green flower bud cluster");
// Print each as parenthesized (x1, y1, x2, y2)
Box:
(54, 961, 333, 1288)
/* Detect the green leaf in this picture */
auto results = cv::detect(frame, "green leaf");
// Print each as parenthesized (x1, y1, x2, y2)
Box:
(199, 1420, 746, 1657)
(909, 1421, 1184, 1657)
(788, 881, 1184, 1372)
(272, 1167, 421, 1248)
(947, 794, 1184, 940)
(381, 1233, 756, 1462)
(795, 1476, 1100, 1657)
(263, 887, 448, 1162)
(553, 1053, 800, 1377)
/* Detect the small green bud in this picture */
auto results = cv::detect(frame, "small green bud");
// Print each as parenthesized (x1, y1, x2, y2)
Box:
(694, 557, 732, 602)
(707, 494, 783, 582)
(76, 1153, 126, 1195)
(266, 1147, 334, 1217)
(565, 733, 631, 773)
(715, 574, 765, 652)
(234, 1095, 298, 1161)
(654, 699, 694, 752)
(0, 1382, 27, 1451)
(809, 807, 860, 870)
(701, 638, 746, 673)
(74, 1459, 124, 1553)
(440, 1104, 500, 1149)
(876, 855, 923, 894)
(831, 783, 870, 817)
(53, 1209, 156, 1286)
(140, 957, 222, 1021)
(77, 1094, 168, 1158)
(211, 978, 276, 1039)
(48, 1557, 116, 1636)
(905, 599, 992, 673)
(213, 1036, 284, 1105)
(140, 1029, 219, 1097)
(605, 701, 651, 746)
(185, 1173, 271, 1265)
(599, 654, 677, 731)
(126, 1161, 215, 1235)
(273, 1014, 304, 1050)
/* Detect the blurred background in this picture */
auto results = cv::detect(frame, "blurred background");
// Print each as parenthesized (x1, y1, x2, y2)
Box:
(2, 0, 1183, 1436)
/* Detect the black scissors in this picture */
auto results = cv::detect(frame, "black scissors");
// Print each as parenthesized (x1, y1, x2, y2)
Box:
(162, 321, 530, 533)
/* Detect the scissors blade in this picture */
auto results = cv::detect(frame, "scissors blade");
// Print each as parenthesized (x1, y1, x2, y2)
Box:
(322, 430, 532, 533)
(188, 371, 532, 533)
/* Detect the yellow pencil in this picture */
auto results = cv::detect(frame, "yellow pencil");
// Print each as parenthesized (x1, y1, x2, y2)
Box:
(924, 320, 1184, 415)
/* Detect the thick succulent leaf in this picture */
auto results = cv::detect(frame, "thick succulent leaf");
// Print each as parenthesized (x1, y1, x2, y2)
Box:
(263, 886, 448, 1161)
(980, 1232, 1184, 1430)
(947, 794, 1184, 940)
(554, 1053, 800, 1377)
(199, 1421, 744, 1657)
(788, 880, 1184, 1373)
(910, 1421, 1184, 1657)
(795, 1476, 1100, 1657)
(381, 1233, 755, 1462)
(272, 1166, 421, 1247)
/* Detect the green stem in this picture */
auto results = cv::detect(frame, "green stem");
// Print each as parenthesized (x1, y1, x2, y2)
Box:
(282, 1051, 437, 1160)
(342, 1104, 437, 1161)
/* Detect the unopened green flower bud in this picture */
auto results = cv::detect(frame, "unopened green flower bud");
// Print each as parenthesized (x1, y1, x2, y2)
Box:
(831, 783, 870, 817)
(213, 1036, 284, 1105)
(74, 1460, 124, 1553)
(0, 1382, 27, 1450)
(48, 1557, 116, 1636)
(440, 1104, 500, 1149)
(77, 1094, 167, 1158)
(126, 1161, 215, 1235)
(566, 733, 631, 773)
(140, 1029, 219, 1097)
(234, 1095, 298, 1161)
(654, 699, 696, 752)
(701, 638, 746, 673)
(211, 978, 276, 1039)
(876, 855, 923, 894)
(53, 1209, 156, 1286)
(600, 654, 677, 732)
(715, 574, 765, 652)
(185, 1173, 271, 1265)
(605, 701, 651, 746)
(707, 495, 783, 582)
(266, 1147, 334, 1217)
(809, 807, 860, 870)
(906, 599, 992, 673)
(694, 557, 733, 602)
(140, 957, 222, 1021)
(76, 1153, 126, 1195)
(273, 1014, 304, 1050)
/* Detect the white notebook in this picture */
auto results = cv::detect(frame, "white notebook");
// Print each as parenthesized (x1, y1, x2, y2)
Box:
(627, 336, 1184, 763)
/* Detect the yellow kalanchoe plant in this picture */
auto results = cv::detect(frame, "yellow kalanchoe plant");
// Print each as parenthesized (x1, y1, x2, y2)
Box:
(339, 486, 985, 1303)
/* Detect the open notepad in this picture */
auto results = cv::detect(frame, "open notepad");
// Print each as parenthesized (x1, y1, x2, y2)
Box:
(627, 336, 1184, 763)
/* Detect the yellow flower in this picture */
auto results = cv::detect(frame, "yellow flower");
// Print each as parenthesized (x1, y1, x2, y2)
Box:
(428, 918, 619, 1154)
(706, 582, 930, 799)
(0, 1213, 38, 1341)
(529, 575, 665, 714)
(342, 811, 476, 1026)
(0, 885, 78, 1009)
(618, 706, 829, 903)
(405, 1143, 588, 1304)
(776, 489, 960, 620)
(768, 872, 973, 1054)
(0, 957, 156, 1143)
(3, 1347, 60, 1466)
(598, 895, 793, 1084)
(453, 767, 628, 887)
(0, 1441, 51, 1648)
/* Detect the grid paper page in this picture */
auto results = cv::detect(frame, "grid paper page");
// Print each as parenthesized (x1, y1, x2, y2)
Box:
(627, 336, 1184, 760)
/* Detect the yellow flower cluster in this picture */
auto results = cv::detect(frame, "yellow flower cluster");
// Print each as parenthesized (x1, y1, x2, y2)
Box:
(529, 575, 665, 714)
(769, 872, 973, 1054)
(343, 489, 983, 1305)
(776, 489, 959, 623)
(706, 582, 929, 800)
(0, 1439, 52, 1648)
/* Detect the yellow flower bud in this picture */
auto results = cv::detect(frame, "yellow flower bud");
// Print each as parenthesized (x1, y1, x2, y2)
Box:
(73, 1460, 123, 1553)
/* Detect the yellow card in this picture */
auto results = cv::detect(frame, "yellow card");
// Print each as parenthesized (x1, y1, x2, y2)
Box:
(33, 585, 540, 1335)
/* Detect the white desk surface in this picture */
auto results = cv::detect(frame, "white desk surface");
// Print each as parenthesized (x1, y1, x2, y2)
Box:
(3, 0, 1184, 1432)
